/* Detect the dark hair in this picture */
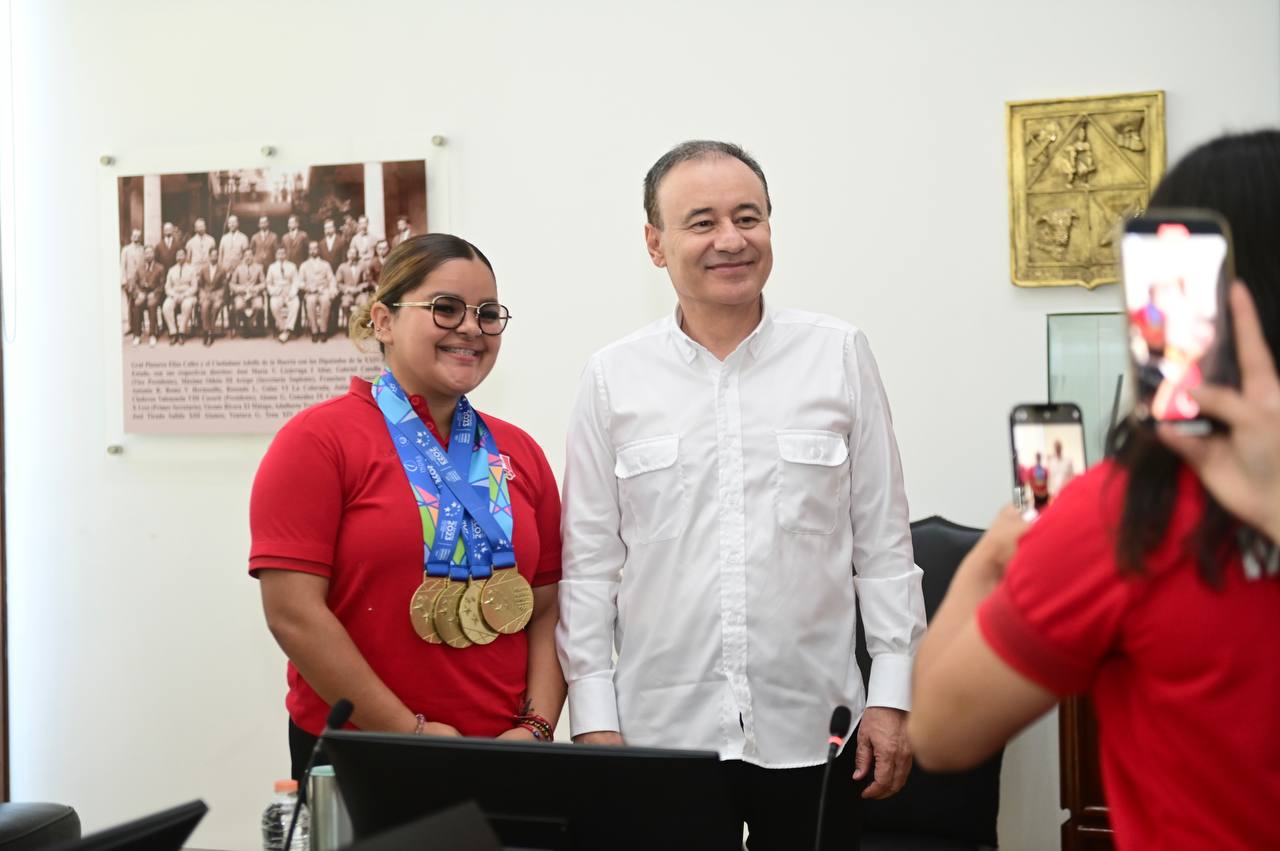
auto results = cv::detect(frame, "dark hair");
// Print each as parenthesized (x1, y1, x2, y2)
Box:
(1111, 129, 1280, 583)
(349, 233, 494, 351)
(643, 140, 772, 228)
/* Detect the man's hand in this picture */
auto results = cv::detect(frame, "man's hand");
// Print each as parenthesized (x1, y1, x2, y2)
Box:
(853, 707, 912, 799)
(573, 731, 623, 745)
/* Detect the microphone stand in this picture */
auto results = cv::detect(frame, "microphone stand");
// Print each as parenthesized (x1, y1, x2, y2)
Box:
(815, 705, 851, 851)
(813, 759, 835, 851)
(283, 699, 353, 851)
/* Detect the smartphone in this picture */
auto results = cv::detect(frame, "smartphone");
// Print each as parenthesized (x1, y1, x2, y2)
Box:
(1120, 208, 1235, 432)
(1009, 404, 1087, 515)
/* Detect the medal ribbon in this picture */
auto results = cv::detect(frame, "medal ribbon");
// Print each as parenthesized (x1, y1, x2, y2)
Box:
(372, 371, 516, 582)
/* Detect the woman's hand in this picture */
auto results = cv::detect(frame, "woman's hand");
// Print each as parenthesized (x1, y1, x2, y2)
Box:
(420, 722, 462, 737)
(496, 726, 538, 742)
(1159, 283, 1280, 542)
(960, 505, 1033, 587)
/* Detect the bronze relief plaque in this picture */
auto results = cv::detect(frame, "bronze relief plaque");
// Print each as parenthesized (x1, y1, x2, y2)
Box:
(1008, 91, 1165, 289)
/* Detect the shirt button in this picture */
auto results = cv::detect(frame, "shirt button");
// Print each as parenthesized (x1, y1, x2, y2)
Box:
(410, 395, 423, 406)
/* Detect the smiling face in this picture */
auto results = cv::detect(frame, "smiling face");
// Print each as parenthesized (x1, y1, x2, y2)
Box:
(644, 155, 773, 312)
(375, 257, 501, 406)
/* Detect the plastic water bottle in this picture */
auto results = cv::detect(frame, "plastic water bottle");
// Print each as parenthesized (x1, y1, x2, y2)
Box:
(262, 779, 309, 851)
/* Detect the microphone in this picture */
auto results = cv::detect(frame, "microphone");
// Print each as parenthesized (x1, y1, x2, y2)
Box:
(815, 705, 851, 851)
(284, 699, 354, 851)
(826, 705, 852, 760)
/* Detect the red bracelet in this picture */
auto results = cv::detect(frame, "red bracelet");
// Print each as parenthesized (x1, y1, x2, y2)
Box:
(518, 721, 549, 741)
(513, 711, 553, 741)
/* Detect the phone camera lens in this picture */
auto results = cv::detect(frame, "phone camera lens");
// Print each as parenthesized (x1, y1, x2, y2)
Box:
(1015, 410, 1028, 421)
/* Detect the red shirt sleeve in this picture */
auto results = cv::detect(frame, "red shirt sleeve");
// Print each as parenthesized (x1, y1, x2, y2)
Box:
(977, 466, 1138, 695)
(248, 412, 344, 577)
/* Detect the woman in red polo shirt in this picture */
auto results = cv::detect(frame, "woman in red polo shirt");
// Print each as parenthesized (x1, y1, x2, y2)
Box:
(250, 233, 564, 778)
(909, 131, 1280, 851)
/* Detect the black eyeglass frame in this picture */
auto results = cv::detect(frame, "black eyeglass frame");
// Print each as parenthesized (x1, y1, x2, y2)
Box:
(390, 295, 512, 335)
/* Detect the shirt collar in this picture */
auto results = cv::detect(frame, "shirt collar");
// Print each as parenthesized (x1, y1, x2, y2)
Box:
(670, 298, 773, 364)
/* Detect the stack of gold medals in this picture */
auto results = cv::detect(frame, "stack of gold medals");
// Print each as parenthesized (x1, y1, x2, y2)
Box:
(411, 564, 534, 649)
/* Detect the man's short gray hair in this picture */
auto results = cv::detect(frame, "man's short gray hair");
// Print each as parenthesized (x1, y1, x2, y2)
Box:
(643, 140, 771, 228)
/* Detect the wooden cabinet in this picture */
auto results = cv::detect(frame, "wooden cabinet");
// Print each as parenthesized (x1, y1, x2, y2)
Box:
(1059, 696, 1114, 851)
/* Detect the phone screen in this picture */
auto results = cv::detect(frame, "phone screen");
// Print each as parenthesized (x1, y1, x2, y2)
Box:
(1121, 216, 1230, 423)
(1010, 405, 1087, 515)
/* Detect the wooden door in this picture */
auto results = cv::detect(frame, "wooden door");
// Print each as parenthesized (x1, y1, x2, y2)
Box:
(1059, 696, 1113, 850)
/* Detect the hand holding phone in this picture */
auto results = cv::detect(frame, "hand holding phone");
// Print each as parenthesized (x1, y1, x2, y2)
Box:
(1121, 209, 1235, 432)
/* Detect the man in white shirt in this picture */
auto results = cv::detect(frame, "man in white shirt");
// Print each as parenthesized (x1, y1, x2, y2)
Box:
(162, 247, 198, 345)
(120, 228, 145, 287)
(120, 228, 145, 337)
(1045, 439, 1077, 499)
(266, 246, 300, 343)
(349, 215, 377, 259)
(218, 214, 249, 270)
(299, 241, 337, 343)
(558, 141, 925, 849)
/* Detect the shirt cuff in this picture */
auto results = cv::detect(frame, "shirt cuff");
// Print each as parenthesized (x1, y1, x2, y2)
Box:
(566, 676, 620, 737)
(866, 652, 914, 711)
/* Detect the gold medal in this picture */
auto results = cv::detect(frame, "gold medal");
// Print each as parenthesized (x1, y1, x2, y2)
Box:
(480, 567, 535, 634)
(432, 580, 473, 649)
(409, 575, 449, 644)
(458, 579, 500, 645)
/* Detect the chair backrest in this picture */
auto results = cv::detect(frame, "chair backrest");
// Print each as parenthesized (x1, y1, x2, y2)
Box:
(855, 515, 1003, 848)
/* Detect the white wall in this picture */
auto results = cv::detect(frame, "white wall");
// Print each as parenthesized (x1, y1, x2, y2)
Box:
(4, 1, 1277, 849)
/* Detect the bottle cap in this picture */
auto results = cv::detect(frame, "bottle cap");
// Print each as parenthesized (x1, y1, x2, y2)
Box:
(274, 779, 298, 793)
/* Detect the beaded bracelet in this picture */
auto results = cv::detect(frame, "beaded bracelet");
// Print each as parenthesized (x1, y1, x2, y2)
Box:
(513, 710, 553, 741)
(518, 721, 549, 741)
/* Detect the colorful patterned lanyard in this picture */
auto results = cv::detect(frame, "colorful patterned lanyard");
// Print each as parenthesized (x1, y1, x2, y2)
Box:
(371, 370, 515, 577)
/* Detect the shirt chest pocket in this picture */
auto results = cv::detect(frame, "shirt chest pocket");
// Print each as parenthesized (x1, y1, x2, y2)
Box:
(774, 430, 849, 535)
(614, 435, 688, 544)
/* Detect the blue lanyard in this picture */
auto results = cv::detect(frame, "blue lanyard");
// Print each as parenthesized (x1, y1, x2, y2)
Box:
(372, 371, 516, 581)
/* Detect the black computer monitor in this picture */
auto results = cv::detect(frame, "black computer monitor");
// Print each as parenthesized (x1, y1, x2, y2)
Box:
(44, 801, 207, 851)
(324, 730, 738, 851)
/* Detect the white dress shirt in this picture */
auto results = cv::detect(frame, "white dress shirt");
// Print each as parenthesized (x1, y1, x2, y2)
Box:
(1046, 454, 1076, 497)
(557, 303, 925, 768)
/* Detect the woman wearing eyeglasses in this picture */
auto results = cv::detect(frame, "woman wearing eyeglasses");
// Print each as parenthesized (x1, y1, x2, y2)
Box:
(250, 233, 564, 779)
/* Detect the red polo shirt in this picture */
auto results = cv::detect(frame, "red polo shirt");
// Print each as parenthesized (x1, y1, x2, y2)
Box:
(250, 377, 562, 737)
(978, 461, 1280, 851)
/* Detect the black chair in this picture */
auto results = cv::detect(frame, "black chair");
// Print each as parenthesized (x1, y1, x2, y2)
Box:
(0, 804, 81, 851)
(856, 515, 1003, 851)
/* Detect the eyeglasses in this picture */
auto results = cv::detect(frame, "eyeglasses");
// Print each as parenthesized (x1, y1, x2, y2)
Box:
(391, 295, 512, 335)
